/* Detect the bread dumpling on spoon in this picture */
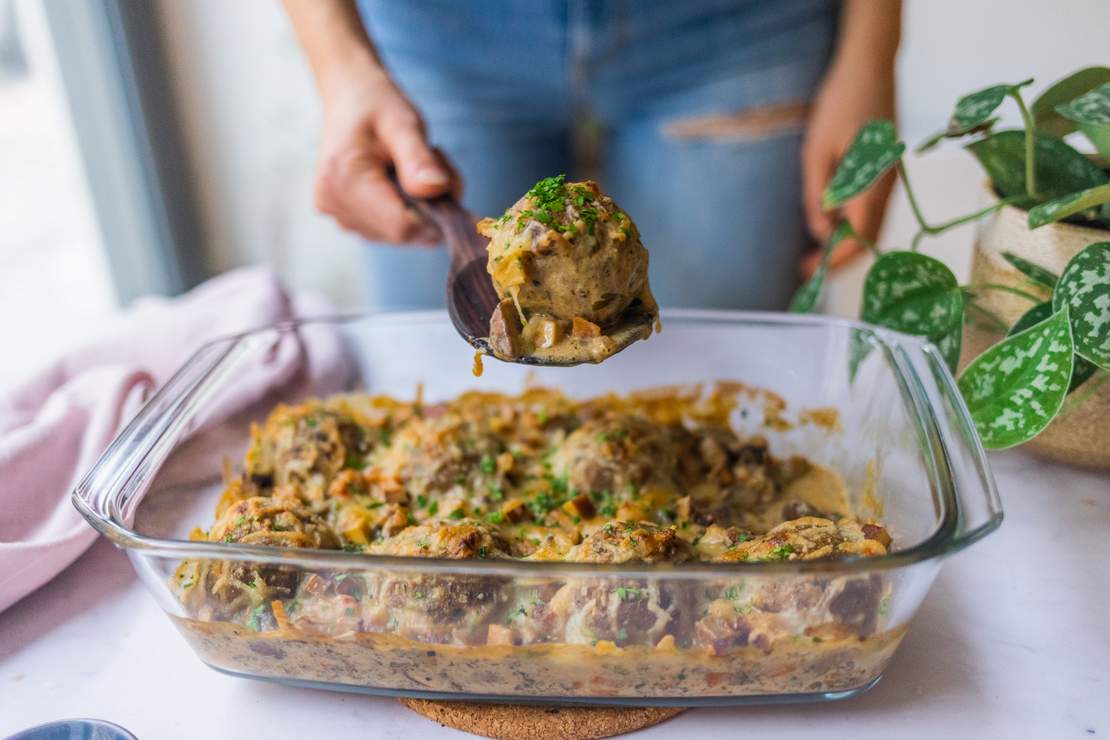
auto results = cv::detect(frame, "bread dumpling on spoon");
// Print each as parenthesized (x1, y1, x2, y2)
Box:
(477, 175, 658, 364)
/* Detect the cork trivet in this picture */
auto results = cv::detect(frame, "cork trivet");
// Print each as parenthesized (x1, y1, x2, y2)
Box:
(399, 699, 684, 739)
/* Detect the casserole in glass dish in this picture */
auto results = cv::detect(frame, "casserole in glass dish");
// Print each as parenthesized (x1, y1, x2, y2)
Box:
(73, 311, 1001, 706)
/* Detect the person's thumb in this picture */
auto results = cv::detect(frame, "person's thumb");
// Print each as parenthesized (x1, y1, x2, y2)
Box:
(377, 108, 451, 198)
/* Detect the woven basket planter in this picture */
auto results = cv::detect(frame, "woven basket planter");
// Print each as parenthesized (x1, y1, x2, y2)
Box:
(964, 191, 1110, 468)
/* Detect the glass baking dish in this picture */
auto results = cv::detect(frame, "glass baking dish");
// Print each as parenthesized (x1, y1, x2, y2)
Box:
(73, 310, 1001, 706)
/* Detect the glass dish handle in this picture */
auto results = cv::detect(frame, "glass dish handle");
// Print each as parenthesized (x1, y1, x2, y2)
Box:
(917, 340, 1004, 550)
(72, 339, 235, 540)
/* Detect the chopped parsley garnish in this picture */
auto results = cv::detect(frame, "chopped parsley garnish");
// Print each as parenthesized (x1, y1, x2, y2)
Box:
(480, 454, 496, 474)
(528, 493, 554, 519)
(427, 501, 439, 516)
(489, 485, 504, 502)
(416, 494, 428, 508)
(615, 587, 644, 601)
(591, 489, 618, 518)
(342, 543, 364, 552)
(246, 604, 267, 632)
(771, 544, 795, 560)
(580, 207, 598, 235)
(448, 508, 466, 520)
(486, 510, 505, 525)
(547, 474, 569, 496)
(343, 455, 365, 470)
(878, 596, 891, 616)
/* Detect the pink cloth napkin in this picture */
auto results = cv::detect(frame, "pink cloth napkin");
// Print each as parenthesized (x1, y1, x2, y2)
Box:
(0, 267, 350, 613)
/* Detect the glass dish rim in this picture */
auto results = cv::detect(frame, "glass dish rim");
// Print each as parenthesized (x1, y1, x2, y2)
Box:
(72, 308, 1003, 578)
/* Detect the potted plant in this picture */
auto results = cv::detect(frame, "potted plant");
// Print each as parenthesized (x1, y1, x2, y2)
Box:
(791, 67, 1110, 467)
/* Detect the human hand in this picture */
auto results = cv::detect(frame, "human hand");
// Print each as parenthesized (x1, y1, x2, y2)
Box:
(801, 55, 897, 275)
(314, 70, 461, 244)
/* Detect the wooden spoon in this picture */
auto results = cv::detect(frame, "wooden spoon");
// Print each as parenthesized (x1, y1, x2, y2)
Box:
(396, 181, 654, 366)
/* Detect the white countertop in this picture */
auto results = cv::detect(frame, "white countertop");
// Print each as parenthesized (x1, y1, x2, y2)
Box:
(1, 450, 1107, 739)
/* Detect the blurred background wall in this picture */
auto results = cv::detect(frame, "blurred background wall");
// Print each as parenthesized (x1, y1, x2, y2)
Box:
(3, 0, 1109, 383)
(151, 0, 1110, 312)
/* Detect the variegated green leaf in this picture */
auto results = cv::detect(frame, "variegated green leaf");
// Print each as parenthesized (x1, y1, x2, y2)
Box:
(915, 129, 948, 155)
(1008, 301, 1097, 392)
(958, 307, 1074, 449)
(1000, 251, 1058, 289)
(1079, 123, 1110, 167)
(934, 325, 963, 374)
(916, 81, 1029, 155)
(848, 328, 873, 382)
(1008, 301, 1053, 335)
(1052, 242, 1110, 370)
(1033, 66, 1110, 137)
(862, 252, 964, 337)
(823, 121, 905, 210)
(950, 84, 1011, 134)
(966, 130, 1107, 203)
(1056, 82, 1110, 125)
(1056, 82, 1110, 162)
(790, 221, 855, 313)
(917, 118, 1000, 154)
(1028, 183, 1110, 229)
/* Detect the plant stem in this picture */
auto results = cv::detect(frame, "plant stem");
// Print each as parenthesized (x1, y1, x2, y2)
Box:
(900, 161, 1021, 251)
(963, 283, 1044, 304)
(897, 160, 931, 234)
(1009, 87, 1038, 200)
(855, 231, 881, 256)
(965, 301, 1010, 333)
(929, 198, 1019, 233)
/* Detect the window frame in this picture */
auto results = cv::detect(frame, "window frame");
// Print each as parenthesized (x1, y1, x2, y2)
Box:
(38, 0, 204, 301)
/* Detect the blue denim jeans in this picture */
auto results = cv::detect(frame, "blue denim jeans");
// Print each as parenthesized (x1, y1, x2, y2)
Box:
(355, 0, 839, 310)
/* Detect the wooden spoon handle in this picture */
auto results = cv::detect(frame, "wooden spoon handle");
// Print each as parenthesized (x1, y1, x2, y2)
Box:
(388, 171, 486, 265)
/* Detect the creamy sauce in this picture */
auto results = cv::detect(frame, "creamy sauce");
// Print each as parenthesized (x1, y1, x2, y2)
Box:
(495, 304, 657, 365)
(173, 615, 906, 700)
